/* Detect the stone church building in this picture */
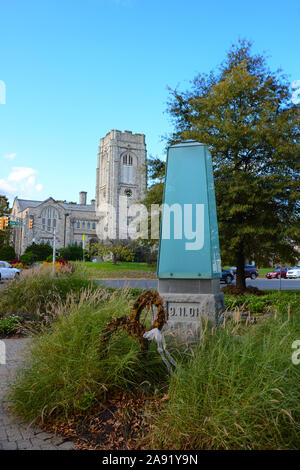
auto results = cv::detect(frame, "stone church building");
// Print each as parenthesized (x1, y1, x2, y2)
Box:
(12, 130, 147, 255)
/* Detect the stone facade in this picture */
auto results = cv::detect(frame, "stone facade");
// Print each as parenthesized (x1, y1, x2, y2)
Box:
(96, 130, 147, 239)
(11, 194, 98, 256)
(11, 130, 147, 255)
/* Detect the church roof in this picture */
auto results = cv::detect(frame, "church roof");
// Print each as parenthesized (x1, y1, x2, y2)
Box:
(59, 202, 95, 212)
(15, 198, 95, 212)
(17, 199, 43, 211)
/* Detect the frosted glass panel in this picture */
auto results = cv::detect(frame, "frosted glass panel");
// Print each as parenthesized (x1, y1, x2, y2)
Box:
(157, 142, 221, 279)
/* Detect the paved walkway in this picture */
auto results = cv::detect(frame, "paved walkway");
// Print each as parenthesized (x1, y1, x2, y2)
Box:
(0, 338, 75, 450)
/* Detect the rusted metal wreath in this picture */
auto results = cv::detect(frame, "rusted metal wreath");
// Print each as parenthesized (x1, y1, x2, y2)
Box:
(100, 291, 168, 354)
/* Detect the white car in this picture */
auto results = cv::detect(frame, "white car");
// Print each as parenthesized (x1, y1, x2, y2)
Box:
(286, 266, 300, 279)
(0, 261, 20, 279)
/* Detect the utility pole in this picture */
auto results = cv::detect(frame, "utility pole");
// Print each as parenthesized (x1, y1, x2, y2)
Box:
(279, 261, 282, 292)
(52, 228, 56, 278)
(82, 234, 85, 276)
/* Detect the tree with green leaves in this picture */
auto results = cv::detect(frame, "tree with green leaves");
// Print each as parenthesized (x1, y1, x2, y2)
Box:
(0, 195, 12, 249)
(0, 245, 15, 261)
(141, 157, 165, 258)
(147, 40, 300, 289)
(142, 157, 165, 211)
(89, 240, 135, 265)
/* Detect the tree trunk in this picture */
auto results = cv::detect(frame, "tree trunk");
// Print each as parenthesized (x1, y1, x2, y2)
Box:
(112, 253, 117, 265)
(236, 250, 246, 290)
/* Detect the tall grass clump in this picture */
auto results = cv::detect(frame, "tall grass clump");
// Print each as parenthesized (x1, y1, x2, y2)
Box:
(149, 311, 300, 450)
(9, 288, 167, 423)
(225, 290, 300, 315)
(0, 266, 98, 320)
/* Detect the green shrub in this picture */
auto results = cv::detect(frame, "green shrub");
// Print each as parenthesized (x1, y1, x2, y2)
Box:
(89, 241, 135, 265)
(58, 245, 85, 261)
(0, 245, 16, 261)
(20, 252, 37, 265)
(124, 240, 156, 263)
(46, 255, 60, 263)
(0, 315, 22, 335)
(25, 243, 52, 261)
(9, 290, 167, 422)
(0, 268, 98, 320)
(149, 311, 300, 450)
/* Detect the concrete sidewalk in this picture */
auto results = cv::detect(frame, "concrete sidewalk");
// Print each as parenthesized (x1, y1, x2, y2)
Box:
(0, 338, 75, 450)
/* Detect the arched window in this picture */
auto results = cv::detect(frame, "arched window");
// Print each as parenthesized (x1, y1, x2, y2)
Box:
(41, 207, 58, 232)
(123, 154, 133, 165)
(122, 153, 133, 184)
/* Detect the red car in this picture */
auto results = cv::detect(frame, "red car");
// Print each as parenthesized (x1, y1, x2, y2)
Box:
(265, 268, 288, 279)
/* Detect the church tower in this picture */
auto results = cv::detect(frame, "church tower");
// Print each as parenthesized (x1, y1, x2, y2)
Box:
(96, 130, 147, 239)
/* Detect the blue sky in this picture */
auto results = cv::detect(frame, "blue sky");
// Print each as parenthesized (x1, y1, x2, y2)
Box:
(0, 0, 299, 204)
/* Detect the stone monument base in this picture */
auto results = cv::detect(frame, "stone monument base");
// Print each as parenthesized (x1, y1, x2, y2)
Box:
(158, 279, 225, 343)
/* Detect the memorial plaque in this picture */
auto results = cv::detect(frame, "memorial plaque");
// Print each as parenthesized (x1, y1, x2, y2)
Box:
(168, 303, 202, 319)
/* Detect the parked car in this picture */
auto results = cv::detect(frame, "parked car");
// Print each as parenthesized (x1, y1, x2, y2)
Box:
(221, 269, 234, 284)
(265, 267, 289, 279)
(286, 266, 300, 279)
(0, 261, 20, 279)
(230, 265, 259, 279)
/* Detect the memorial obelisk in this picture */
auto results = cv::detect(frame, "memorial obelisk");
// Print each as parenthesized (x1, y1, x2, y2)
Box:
(157, 141, 225, 341)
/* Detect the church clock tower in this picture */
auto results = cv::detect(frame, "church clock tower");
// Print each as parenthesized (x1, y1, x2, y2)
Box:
(95, 130, 147, 239)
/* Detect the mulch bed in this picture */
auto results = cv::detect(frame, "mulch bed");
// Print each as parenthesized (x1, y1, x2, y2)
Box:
(43, 393, 158, 450)
(0, 333, 25, 339)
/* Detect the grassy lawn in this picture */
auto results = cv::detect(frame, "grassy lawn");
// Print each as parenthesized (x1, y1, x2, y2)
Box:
(83, 262, 284, 280)
(78, 261, 156, 279)
(2, 269, 300, 449)
(32, 262, 284, 279)
(257, 267, 271, 277)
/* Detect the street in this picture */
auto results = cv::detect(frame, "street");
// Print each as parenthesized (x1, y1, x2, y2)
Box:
(97, 278, 300, 291)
